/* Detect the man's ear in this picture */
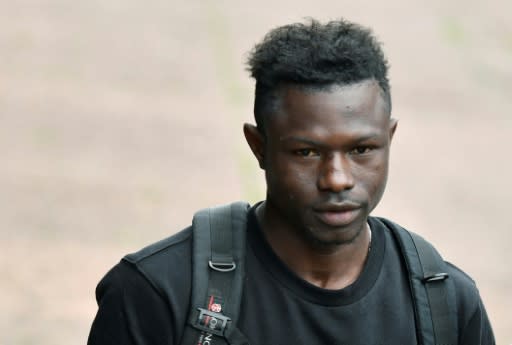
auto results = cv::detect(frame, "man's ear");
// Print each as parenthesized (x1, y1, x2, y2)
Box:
(389, 118, 398, 142)
(243, 124, 266, 169)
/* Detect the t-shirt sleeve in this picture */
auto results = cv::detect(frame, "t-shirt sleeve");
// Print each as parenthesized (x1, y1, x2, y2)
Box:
(87, 260, 175, 345)
(459, 298, 496, 345)
(445, 261, 496, 345)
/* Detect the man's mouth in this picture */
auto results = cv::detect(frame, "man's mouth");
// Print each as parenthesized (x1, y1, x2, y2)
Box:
(313, 202, 361, 227)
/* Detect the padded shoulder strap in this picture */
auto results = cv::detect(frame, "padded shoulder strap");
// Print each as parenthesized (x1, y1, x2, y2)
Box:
(378, 218, 457, 345)
(180, 202, 250, 345)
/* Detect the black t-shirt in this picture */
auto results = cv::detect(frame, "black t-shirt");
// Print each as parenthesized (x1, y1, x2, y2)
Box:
(88, 207, 495, 345)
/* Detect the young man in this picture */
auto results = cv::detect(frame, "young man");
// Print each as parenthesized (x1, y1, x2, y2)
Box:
(88, 19, 495, 345)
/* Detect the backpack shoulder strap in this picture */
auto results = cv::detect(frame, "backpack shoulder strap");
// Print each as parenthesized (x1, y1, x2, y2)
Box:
(180, 201, 251, 345)
(378, 217, 457, 345)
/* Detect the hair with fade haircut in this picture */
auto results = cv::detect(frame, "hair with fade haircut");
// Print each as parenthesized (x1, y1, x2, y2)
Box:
(246, 18, 391, 132)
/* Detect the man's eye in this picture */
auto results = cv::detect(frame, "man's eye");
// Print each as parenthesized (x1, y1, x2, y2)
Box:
(350, 147, 372, 155)
(295, 149, 319, 157)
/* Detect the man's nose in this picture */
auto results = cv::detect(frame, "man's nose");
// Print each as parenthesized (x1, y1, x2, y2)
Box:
(317, 153, 355, 192)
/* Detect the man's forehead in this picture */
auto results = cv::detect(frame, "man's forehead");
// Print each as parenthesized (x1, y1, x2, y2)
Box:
(274, 81, 388, 121)
(261, 84, 392, 147)
(269, 81, 385, 119)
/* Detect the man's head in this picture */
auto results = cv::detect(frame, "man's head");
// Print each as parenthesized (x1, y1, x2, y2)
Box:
(244, 19, 397, 248)
(246, 18, 391, 134)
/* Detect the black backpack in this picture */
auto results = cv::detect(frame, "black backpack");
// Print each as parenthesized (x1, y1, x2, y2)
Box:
(179, 202, 457, 345)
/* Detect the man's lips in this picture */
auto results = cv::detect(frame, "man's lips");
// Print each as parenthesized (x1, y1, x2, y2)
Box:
(313, 202, 361, 227)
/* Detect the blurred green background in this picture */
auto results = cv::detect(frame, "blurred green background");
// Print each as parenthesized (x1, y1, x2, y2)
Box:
(1, 0, 511, 344)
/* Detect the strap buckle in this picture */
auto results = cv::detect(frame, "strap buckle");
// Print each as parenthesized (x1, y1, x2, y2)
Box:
(209, 260, 236, 272)
(193, 308, 231, 336)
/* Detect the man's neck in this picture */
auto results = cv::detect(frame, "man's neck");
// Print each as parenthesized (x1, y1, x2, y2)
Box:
(255, 201, 372, 290)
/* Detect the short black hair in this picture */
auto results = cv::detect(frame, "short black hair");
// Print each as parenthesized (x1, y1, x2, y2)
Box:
(246, 18, 391, 132)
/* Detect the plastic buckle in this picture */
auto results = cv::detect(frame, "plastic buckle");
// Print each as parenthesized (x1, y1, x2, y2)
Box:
(422, 272, 449, 283)
(194, 308, 231, 336)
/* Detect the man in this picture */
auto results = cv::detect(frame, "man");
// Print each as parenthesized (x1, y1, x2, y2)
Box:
(88, 19, 495, 344)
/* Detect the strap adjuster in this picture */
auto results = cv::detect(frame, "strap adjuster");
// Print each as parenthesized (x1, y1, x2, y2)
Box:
(193, 308, 231, 336)
(422, 272, 449, 283)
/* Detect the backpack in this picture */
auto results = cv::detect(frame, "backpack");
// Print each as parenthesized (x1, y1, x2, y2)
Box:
(179, 202, 457, 345)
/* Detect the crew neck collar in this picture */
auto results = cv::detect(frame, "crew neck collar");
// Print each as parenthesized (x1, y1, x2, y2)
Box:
(247, 204, 386, 306)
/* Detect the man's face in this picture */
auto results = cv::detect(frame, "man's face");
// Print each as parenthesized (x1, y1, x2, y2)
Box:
(245, 80, 397, 247)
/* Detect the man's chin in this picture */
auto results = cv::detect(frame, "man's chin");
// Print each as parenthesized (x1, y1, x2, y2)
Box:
(305, 224, 364, 248)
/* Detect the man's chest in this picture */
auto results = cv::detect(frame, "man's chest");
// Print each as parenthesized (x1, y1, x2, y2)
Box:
(236, 250, 417, 345)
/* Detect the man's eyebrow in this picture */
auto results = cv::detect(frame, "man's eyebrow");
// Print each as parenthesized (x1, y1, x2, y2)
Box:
(351, 133, 381, 143)
(279, 136, 325, 147)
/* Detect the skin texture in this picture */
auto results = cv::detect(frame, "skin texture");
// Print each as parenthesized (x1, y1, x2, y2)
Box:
(244, 79, 397, 289)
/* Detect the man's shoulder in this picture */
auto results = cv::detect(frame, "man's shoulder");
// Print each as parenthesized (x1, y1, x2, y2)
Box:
(119, 227, 193, 294)
(371, 217, 477, 283)
(371, 216, 481, 311)
(123, 226, 193, 265)
(444, 261, 476, 287)
(90, 228, 194, 344)
(444, 261, 481, 310)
